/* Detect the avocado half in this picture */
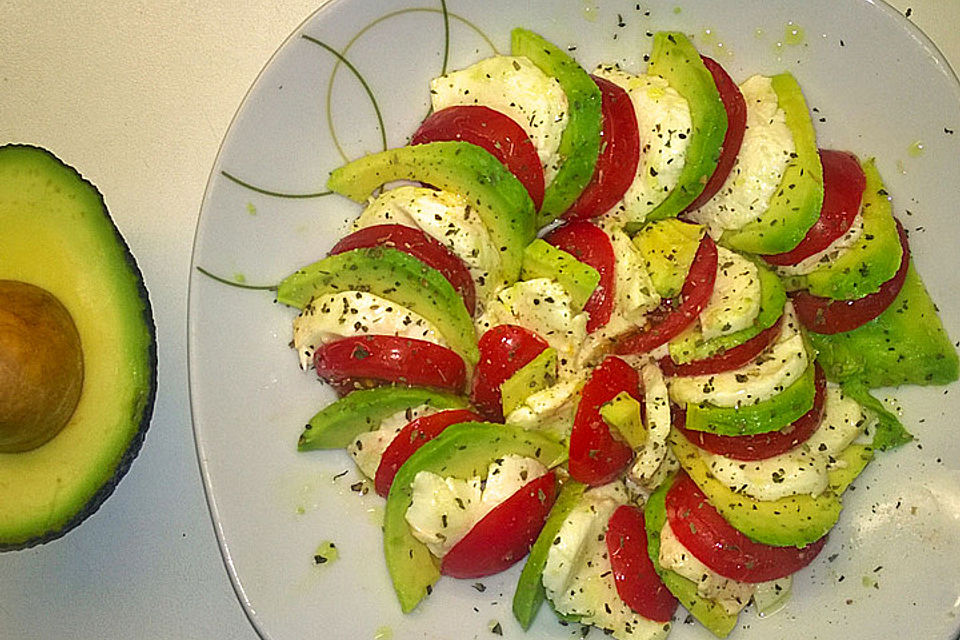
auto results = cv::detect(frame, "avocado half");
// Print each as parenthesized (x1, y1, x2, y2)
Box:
(0, 145, 157, 550)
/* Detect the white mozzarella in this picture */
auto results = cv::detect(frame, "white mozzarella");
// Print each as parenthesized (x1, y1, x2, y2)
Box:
(628, 363, 675, 493)
(293, 291, 447, 370)
(775, 211, 865, 278)
(699, 247, 762, 341)
(430, 55, 568, 184)
(346, 404, 439, 479)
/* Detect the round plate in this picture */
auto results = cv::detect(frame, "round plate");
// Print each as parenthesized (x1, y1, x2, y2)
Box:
(188, 1, 960, 638)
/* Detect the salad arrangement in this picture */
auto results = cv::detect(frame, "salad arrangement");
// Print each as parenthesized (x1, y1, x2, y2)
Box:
(275, 24, 957, 640)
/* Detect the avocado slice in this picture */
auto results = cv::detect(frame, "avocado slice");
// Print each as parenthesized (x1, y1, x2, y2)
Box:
(511, 28, 602, 226)
(632, 218, 705, 297)
(512, 479, 587, 629)
(500, 347, 559, 417)
(521, 239, 600, 311)
(808, 263, 959, 387)
(0, 145, 156, 550)
(297, 387, 468, 451)
(644, 474, 739, 638)
(277, 246, 479, 367)
(721, 73, 823, 255)
(668, 257, 786, 364)
(600, 391, 646, 449)
(670, 429, 873, 547)
(326, 141, 535, 287)
(683, 361, 816, 436)
(383, 421, 567, 613)
(645, 32, 728, 222)
(781, 158, 903, 299)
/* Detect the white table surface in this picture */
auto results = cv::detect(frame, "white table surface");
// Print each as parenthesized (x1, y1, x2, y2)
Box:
(1, 2, 957, 639)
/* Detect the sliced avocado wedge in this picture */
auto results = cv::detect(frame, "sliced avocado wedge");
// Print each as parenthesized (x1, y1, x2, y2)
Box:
(383, 422, 567, 613)
(0, 145, 156, 550)
(645, 32, 727, 222)
(808, 263, 959, 387)
(600, 391, 646, 449)
(644, 474, 739, 638)
(298, 387, 468, 451)
(512, 479, 587, 629)
(511, 28, 602, 226)
(327, 141, 535, 287)
(633, 218, 705, 298)
(501, 347, 559, 417)
(670, 429, 873, 547)
(669, 257, 786, 364)
(840, 381, 913, 451)
(277, 246, 478, 366)
(521, 239, 600, 311)
(721, 73, 823, 255)
(684, 361, 816, 435)
(781, 158, 903, 299)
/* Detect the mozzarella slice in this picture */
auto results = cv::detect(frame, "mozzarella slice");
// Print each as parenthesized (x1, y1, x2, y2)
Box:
(346, 404, 439, 479)
(430, 55, 568, 184)
(775, 211, 865, 278)
(628, 363, 675, 493)
(688, 75, 795, 236)
(699, 247, 762, 341)
(293, 291, 447, 370)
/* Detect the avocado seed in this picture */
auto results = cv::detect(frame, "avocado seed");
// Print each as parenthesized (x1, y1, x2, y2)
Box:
(0, 280, 84, 453)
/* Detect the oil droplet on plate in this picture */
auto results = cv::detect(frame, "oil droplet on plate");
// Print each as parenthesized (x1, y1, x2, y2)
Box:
(374, 626, 393, 640)
(313, 540, 339, 566)
(784, 22, 806, 46)
(582, 0, 599, 22)
(234, 273, 247, 283)
(908, 140, 925, 157)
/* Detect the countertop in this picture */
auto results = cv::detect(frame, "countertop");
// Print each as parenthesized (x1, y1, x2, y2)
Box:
(1, 1, 957, 639)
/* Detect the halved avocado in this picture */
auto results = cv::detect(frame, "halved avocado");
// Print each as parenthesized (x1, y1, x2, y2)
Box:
(0, 145, 156, 550)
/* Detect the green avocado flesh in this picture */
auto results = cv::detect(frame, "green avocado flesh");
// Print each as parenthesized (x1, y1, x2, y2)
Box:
(669, 257, 786, 364)
(721, 73, 823, 255)
(670, 429, 873, 547)
(684, 362, 816, 436)
(511, 28, 602, 226)
(522, 239, 601, 312)
(809, 263, 959, 387)
(501, 347, 559, 416)
(298, 387, 468, 451)
(326, 141, 535, 287)
(0, 145, 156, 550)
(783, 159, 902, 299)
(512, 480, 587, 630)
(644, 474, 738, 638)
(633, 218, 705, 298)
(645, 32, 727, 222)
(383, 422, 567, 613)
(277, 246, 479, 366)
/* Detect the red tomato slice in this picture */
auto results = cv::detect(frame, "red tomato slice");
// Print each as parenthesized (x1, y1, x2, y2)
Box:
(544, 220, 616, 332)
(411, 105, 545, 210)
(675, 363, 827, 460)
(374, 409, 482, 498)
(684, 56, 747, 213)
(615, 235, 719, 355)
(791, 220, 910, 334)
(314, 335, 466, 396)
(329, 224, 476, 315)
(440, 471, 558, 578)
(606, 504, 679, 623)
(563, 75, 641, 220)
(569, 357, 641, 486)
(470, 325, 550, 422)
(764, 150, 865, 266)
(665, 472, 827, 582)
(658, 316, 783, 378)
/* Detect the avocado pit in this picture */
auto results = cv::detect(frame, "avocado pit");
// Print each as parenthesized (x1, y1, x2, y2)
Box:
(0, 279, 84, 453)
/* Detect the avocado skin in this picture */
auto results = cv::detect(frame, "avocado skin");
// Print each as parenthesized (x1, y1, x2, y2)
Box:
(0, 145, 156, 551)
(809, 263, 959, 387)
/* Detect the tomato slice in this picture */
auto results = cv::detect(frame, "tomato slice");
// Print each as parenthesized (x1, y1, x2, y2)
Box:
(763, 150, 865, 266)
(563, 75, 641, 220)
(606, 504, 679, 623)
(410, 105, 545, 210)
(665, 472, 827, 582)
(791, 220, 910, 334)
(658, 316, 783, 377)
(544, 221, 616, 332)
(569, 357, 641, 486)
(684, 56, 747, 213)
(470, 325, 549, 422)
(440, 471, 558, 578)
(615, 235, 718, 355)
(675, 363, 827, 460)
(329, 224, 476, 315)
(314, 335, 466, 395)
(374, 409, 482, 497)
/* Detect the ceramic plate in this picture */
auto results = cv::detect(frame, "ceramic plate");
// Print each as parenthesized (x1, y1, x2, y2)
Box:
(189, 1, 960, 638)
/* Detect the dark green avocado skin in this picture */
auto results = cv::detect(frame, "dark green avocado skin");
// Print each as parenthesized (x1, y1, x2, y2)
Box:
(0, 145, 157, 552)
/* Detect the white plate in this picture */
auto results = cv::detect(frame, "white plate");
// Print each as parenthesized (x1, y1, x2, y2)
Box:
(188, 1, 960, 638)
